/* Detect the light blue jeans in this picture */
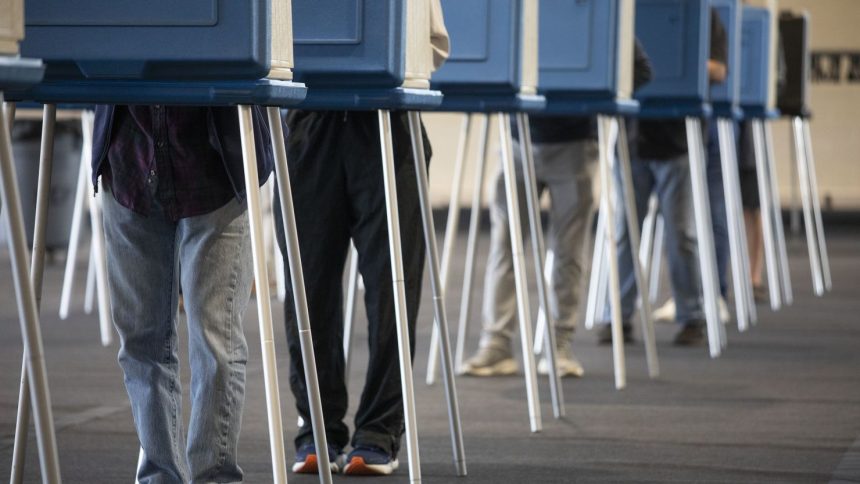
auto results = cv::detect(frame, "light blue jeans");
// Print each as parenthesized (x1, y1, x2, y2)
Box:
(604, 154, 705, 326)
(102, 187, 252, 484)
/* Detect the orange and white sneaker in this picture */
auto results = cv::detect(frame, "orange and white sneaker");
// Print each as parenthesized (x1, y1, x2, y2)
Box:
(342, 446, 399, 476)
(292, 443, 342, 474)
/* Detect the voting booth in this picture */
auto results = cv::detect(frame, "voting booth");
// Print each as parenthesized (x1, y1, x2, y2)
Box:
(538, 0, 637, 114)
(740, 7, 774, 118)
(777, 11, 811, 118)
(291, 0, 441, 109)
(432, 0, 542, 111)
(710, 0, 742, 118)
(635, 0, 711, 117)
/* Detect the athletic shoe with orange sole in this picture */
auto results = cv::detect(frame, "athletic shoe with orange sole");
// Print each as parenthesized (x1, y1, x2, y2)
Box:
(342, 445, 399, 476)
(292, 443, 343, 474)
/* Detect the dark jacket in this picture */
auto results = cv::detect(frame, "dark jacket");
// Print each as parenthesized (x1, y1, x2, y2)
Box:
(91, 104, 274, 200)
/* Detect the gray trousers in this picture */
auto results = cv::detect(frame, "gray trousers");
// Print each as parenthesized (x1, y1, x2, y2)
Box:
(479, 139, 599, 351)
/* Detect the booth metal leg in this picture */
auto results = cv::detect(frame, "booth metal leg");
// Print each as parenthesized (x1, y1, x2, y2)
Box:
(583, 204, 607, 331)
(639, 196, 656, 299)
(752, 120, 782, 310)
(764, 122, 793, 306)
(516, 112, 565, 417)
(533, 250, 553, 355)
(615, 117, 659, 377)
(498, 113, 542, 430)
(377, 110, 423, 482)
(647, 204, 665, 306)
(59, 131, 91, 320)
(427, 114, 471, 386)
(791, 117, 822, 295)
(2, 96, 62, 484)
(81, 112, 113, 347)
(266, 107, 333, 484)
(716, 118, 751, 332)
(343, 242, 360, 384)
(685, 117, 723, 357)
(10, 104, 58, 484)
(802, 119, 831, 291)
(408, 111, 468, 476)
(453, 114, 491, 372)
(597, 116, 626, 389)
(237, 105, 288, 484)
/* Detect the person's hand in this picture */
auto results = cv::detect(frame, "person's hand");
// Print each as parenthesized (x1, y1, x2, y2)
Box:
(708, 60, 727, 83)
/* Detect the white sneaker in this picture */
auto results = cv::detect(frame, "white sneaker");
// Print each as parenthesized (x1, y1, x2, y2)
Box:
(652, 299, 676, 323)
(537, 354, 584, 378)
(719, 297, 731, 325)
(460, 346, 518, 376)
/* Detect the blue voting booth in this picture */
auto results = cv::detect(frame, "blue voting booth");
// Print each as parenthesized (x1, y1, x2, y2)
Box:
(635, 0, 711, 117)
(291, 0, 442, 109)
(431, 0, 544, 112)
(538, 0, 637, 115)
(740, 7, 775, 118)
(12, 0, 305, 106)
(710, 0, 742, 118)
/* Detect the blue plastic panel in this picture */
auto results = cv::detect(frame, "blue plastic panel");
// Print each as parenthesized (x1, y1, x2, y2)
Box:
(0, 57, 45, 90)
(739, 7, 771, 110)
(538, 0, 619, 97)
(431, 0, 525, 93)
(635, 0, 710, 104)
(291, 0, 407, 88)
(709, 0, 740, 106)
(20, 0, 271, 80)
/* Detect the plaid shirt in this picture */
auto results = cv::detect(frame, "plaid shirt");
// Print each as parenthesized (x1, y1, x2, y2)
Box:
(96, 105, 273, 221)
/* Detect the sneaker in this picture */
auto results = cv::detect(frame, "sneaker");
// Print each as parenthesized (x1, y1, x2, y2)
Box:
(719, 297, 730, 325)
(597, 323, 633, 345)
(652, 299, 676, 323)
(673, 322, 705, 346)
(292, 443, 343, 474)
(459, 346, 517, 376)
(538, 337, 584, 378)
(343, 445, 399, 476)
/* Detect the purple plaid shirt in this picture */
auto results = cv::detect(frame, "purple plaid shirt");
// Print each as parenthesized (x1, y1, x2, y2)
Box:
(102, 105, 238, 221)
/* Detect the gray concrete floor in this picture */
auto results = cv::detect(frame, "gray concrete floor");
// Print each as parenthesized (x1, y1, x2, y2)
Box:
(1, 230, 859, 483)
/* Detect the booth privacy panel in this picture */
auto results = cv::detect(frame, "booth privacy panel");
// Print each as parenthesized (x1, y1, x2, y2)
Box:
(432, 0, 538, 95)
(634, 0, 710, 103)
(0, 0, 24, 55)
(709, 0, 741, 105)
(538, 0, 634, 99)
(292, 0, 433, 89)
(20, 0, 293, 80)
(739, 7, 771, 109)
(777, 11, 810, 117)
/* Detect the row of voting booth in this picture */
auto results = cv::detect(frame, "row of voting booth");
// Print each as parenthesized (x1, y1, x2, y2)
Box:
(0, 0, 830, 483)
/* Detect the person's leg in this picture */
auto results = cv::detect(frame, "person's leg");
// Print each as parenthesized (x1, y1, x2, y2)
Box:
(345, 111, 426, 459)
(102, 187, 186, 484)
(179, 199, 252, 483)
(651, 156, 705, 329)
(274, 110, 352, 454)
(706, 122, 730, 298)
(539, 140, 598, 345)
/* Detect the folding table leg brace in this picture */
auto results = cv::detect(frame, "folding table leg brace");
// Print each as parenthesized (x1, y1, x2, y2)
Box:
(378, 109, 423, 483)
(685, 117, 725, 357)
(1, 96, 62, 484)
(792, 117, 831, 296)
(453, 114, 491, 373)
(498, 113, 542, 431)
(342, 241, 360, 382)
(408, 111, 468, 475)
(58, 122, 90, 321)
(266, 107, 333, 484)
(515, 113, 565, 417)
(426, 114, 471, 386)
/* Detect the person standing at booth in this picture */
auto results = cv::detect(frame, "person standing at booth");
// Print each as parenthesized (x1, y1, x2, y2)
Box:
(95, 104, 274, 483)
(274, 1, 449, 476)
(460, 40, 654, 379)
(598, 8, 728, 346)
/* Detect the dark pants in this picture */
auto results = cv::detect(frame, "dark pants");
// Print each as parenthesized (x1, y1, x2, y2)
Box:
(274, 110, 428, 457)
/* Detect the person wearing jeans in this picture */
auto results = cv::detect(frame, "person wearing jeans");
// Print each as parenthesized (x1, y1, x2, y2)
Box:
(94, 104, 273, 483)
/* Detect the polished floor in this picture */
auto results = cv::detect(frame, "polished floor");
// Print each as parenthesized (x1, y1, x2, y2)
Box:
(1, 228, 859, 483)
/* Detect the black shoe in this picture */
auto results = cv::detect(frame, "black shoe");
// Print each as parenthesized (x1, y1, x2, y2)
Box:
(673, 322, 705, 346)
(597, 323, 633, 345)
